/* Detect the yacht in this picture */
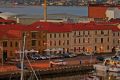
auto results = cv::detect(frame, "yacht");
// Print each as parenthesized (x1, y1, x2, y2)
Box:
(94, 55, 120, 72)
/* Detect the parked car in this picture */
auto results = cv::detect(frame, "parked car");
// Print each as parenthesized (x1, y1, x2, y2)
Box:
(16, 63, 27, 69)
(69, 53, 77, 58)
(62, 53, 70, 58)
(83, 52, 94, 56)
(96, 56, 105, 61)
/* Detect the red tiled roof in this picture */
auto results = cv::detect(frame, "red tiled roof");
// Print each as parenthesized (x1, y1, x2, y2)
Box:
(74, 23, 119, 31)
(30, 21, 73, 32)
(30, 21, 120, 32)
(0, 21, 120, 39)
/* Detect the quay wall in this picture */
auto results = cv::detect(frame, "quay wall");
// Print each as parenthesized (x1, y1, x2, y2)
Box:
(0, 64, 94, 80)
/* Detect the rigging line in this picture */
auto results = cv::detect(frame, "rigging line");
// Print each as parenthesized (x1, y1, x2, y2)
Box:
(25, 53, 40, 80)
(9, 73, 13, 80)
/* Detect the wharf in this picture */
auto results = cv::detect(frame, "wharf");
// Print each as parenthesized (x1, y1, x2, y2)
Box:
(0, 64, 94, 79)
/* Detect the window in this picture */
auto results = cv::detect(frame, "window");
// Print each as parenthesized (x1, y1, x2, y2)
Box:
(101, 31, 104, 35)
(118, 40, 119, 44)
(83, 38, 85, 43)
(83, 31, 85, 35)
(107, 45, 109, 50)
(67, 40, 69, 45)
(15, 42, 18, 47)
(95, 38, 97, 43)
(59, 40, 61, 45)
(95, 46, 97, 51)
(50, 40, 52, 46)
(113, 39, 115, 44)
(107, 38, 109, 42)
(59, 33, 61, 38)
(31, 32, 37, 38)
(50, 34, 52, 38)
(74, 39, 76, 44)
(74, 32, 76, 36)
(67, 33, 69, 38)
(83, 47, 85, 51)
(54, 34, 56, 38)
(79, 38, 80, 43)
(10, 42, 12, 47)
(31, 40, 36, 46)
(79, 32, 80, 35)
(101, 38, 103, 43)
(63, 33, 65, 38)
(3, 41, 7, 47)
(113, 33, 115, 36)
(95, 31, 97, 35)
(108, 30, 109, 35)
(88, 31, 90, 35)
(74, 47, 76, 52)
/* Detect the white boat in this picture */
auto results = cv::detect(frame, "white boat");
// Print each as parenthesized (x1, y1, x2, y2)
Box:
(94, 64, 109, 72)
(94, 56, 120, 72)
(86, 75, 100, 80)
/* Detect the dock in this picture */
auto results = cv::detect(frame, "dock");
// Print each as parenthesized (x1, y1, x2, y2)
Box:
(0, 64, 94, 80)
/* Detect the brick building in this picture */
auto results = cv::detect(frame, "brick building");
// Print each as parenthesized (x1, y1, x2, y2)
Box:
(0, 18, 120, 59)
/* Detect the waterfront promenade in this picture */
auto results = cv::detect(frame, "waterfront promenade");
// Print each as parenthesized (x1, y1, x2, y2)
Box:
(0, 53, 114, 79)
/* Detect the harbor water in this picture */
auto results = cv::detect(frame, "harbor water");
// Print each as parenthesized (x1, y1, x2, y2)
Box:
(41, 71, 120, 80)
(0, 6, 88, 16)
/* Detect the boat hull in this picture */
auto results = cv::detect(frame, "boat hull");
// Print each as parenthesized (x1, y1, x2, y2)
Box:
(109, 66, 120, 72)
(93, 64, 108, 72)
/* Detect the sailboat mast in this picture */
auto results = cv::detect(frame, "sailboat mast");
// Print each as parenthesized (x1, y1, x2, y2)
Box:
(21, 33, 26, 80)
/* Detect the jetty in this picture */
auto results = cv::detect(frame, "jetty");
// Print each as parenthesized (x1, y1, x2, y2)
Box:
(0, 64, 94, 80)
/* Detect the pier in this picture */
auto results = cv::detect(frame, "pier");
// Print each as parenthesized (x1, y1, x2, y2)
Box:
(0, 64, 94, 80)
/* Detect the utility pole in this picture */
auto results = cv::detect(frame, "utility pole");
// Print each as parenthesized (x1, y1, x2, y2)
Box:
(44, 0, 47, 21)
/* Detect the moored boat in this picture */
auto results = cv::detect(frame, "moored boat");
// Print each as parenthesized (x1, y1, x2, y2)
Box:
(94, 55, 120, 72)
